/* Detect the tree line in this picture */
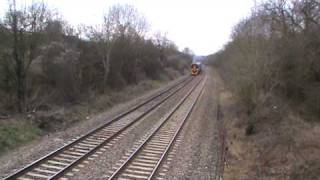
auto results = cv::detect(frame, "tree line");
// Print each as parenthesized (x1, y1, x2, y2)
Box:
(208, 0, 320, 121)
(0, 1, 191, 113)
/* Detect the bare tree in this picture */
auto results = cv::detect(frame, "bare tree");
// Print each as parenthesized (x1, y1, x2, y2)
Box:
(6, 0, 49, 112)
(154, 32, 169, 65)
(0, 2, 189, 113)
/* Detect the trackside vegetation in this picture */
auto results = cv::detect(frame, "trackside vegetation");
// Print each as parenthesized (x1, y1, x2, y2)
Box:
(207, 0, 320, 179)
(208, 0, 320, 122)
(0, 1, 192, 154)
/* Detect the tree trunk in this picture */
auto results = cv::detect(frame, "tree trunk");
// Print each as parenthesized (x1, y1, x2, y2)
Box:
(12, 2, 26, 113)
(102, 46, 111, 92)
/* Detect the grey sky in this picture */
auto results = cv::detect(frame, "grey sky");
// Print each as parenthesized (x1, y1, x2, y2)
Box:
(0, 0, 254, 55)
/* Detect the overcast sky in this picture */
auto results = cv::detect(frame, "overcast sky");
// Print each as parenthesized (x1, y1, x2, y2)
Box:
(0, 0, 254, 55)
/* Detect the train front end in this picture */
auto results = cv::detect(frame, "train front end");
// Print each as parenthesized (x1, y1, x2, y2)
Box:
(191, 63, 200, 76)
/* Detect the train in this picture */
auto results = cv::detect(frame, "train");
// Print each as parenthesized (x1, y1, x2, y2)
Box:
(191, 62, 202, 76)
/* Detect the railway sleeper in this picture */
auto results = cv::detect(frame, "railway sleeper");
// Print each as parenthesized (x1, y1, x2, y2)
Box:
(47, 160, 70, 166)
(131, 162, 156, 168)
(120, 173, 149, 179)
(33, 168, 56, 175)
(137, 155, 160, 161)
(127, 165, 154, 171)
(53, 157, 74, 163)
(142, 149, 164, 154)
(124, 168, 151, 175)
(135, 158, 158, 164)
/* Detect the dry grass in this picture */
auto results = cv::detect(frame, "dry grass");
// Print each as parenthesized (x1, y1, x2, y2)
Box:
(0, 74, 181, 156)
(0, 119, 41, 155)
(214, 68, 320, 180)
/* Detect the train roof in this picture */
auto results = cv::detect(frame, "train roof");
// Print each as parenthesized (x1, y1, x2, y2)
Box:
(192, 61, 201, 64)
(191, 62, 202, 66)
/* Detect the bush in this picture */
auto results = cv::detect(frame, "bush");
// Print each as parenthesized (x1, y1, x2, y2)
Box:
(208, 0, 320, 122)
(0, 3, 190, 112)
(0, 122, 41, 154)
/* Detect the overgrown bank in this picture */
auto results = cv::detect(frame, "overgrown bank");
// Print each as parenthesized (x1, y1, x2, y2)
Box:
(207, 0, 320, 179)
(208, 0, 320, 123)
(0, 1, 191, 155)
(0, 73, 186, 155)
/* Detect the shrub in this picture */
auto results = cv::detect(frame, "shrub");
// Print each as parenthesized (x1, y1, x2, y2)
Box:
(0, 122, 41, 154)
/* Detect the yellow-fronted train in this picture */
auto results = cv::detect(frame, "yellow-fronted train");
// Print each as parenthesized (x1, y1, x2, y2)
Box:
(191, 62, 202, 76)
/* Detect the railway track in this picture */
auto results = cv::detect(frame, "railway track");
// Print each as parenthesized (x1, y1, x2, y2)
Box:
(107, 75, 206, 180)
(4, 76, 197, 180)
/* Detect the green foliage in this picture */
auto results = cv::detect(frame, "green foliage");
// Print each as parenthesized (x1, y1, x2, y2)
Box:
(0, 2, 189, 112)
(0, 122, 41, 154)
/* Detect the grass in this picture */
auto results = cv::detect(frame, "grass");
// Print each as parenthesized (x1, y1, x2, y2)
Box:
(89, 78, 167, 115)
(0, 72, 185, 156)
(0, 120, 41, 155)
(213, 66, 320, 179)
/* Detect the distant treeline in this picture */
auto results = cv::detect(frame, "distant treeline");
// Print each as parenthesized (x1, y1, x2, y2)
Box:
(208, 0, 320, 121)
(0, 1, 192, 113)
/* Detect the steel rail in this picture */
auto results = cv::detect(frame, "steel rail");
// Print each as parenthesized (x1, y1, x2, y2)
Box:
(108, 76, 204, 180)
(47, 77, 197, 180)
(4, 76, 192, 180)
(148, 75, 206, 179)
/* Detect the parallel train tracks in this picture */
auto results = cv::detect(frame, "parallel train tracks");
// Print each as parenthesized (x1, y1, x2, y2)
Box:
(4, 74, 205, 180)
(107, 75, 205, 180)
